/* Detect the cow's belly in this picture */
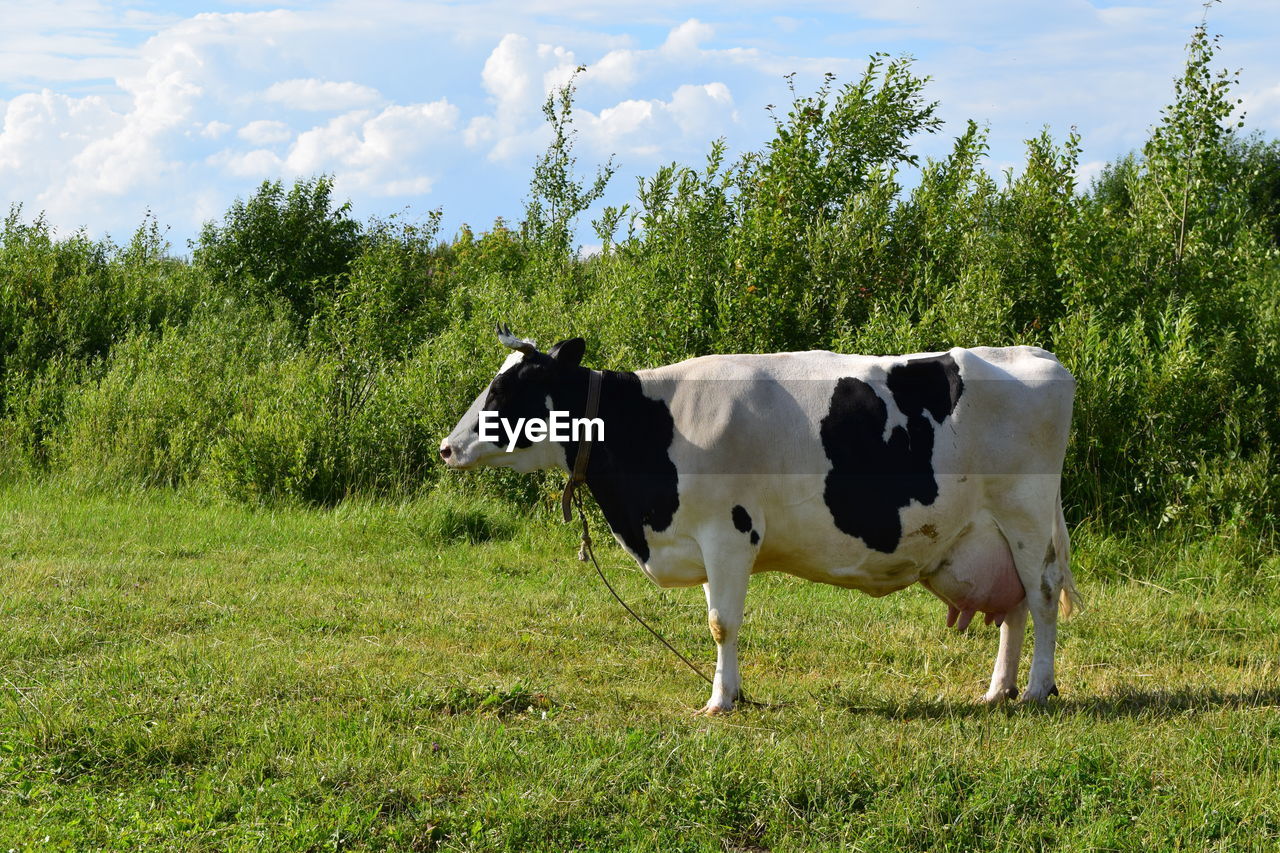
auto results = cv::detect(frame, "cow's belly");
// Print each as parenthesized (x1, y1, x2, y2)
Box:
(742, 490, 971, 593)
(747, 492, 1026, 617)
(633, 476, 1027, 617)
(754, 541, 922, 593)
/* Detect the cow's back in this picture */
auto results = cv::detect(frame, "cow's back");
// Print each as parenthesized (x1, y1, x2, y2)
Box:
(638, 345, 1072, 478)
(631, 346, 1074, 592)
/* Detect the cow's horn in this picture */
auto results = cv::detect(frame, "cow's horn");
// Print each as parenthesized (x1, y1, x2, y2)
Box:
(496, 323, 536, 355)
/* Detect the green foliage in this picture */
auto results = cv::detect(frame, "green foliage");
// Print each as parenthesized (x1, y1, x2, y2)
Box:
(0, 210, 204, 470)
(0, 209, 200, 402)
(0, 355, 85, 471)
(193, 176, 362, 325)
(523, 71, 617, 257)
(1237, 135, 1280, 248)
(311, 210, 450, 360)
(210, 353, 432, 505)
(723, 59, 942, 350)
(0, 22, 1277, 542)
(55, 304, 297, 488)
(4, 23, 1278, 846)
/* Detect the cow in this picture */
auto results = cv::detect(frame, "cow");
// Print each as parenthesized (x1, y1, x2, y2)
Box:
(440, 326, 1078, 714)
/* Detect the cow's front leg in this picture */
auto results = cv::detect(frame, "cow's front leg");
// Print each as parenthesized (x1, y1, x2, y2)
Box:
(697, 554, 751, 715)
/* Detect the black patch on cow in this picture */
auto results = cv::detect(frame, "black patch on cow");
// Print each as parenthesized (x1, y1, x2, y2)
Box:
(1044, 540, 1056, 566)
(820, 354, 964, 553)
(731, 505, 761, 546)
(480, 359, 552, 450)
(548, 369, 679, 564)
(886, 355, 965, 423)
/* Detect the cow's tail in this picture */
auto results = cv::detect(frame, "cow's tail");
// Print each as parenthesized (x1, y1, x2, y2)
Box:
(1055, 496, 1081, 618)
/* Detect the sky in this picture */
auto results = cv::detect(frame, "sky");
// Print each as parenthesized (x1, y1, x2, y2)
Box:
(2, 0, 1278, 254)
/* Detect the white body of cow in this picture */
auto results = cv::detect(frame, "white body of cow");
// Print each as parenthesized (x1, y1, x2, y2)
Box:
(443, 338, 1077, 713)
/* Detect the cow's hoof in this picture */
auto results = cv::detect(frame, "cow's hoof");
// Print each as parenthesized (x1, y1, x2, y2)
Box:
(985, 686, 1021, 704)
(695, 702, 734, 717)
(1020, 683, 1059, 704)
(981, 686, 1019, 704)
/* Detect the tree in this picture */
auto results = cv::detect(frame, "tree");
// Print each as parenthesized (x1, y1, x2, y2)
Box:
(194, 176, 361, 325)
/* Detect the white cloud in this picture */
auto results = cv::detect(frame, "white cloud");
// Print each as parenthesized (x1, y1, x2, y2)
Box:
(485, 35, 578, 121)
(575, 81, 738, 159)
(287, 112, 366, 175)
(49, 20, 209, 203)
(1240, 83, 1280, 132)
(661, 19, 714, 56)
(668, 82, 736, 138)
(589, 99, 657, 154)
(0, 1, 163, 87)
(359, 103, 459, 164)
(3, 0, 1278, 248)
(587, 49, 637, 88)
(238, 119, 293, 145)
(1075, 160, 1107, 188)
(466, 32, 581, 160)
(0, 29, 206, 232)
(0, 9, 386, 236)
(482, 34, 540, 121)
(465, 21, 750, 163)
(262, 78, 383, 111)
(283, 100, 459, 194)
(1096, 6, 1162, 28)
(201, 120, 231, 139)
(0, 89, 120, 173)
(210, 146, 283, 178)
(380, 176, 436, 195)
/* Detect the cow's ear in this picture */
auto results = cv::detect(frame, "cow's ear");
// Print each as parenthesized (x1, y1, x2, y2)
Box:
(547, 337, 586, 367)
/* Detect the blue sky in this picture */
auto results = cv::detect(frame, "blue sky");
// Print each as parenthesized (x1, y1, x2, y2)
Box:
(2, 0, 1278, 253)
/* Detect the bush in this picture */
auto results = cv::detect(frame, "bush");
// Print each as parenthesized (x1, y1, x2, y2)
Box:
(54, 304, 296, 488)
(209, 349, 444, 505)
(193, 176, 361, 326)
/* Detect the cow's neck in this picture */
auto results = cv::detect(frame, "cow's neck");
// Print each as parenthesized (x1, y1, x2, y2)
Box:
(554, 368, 680, 564)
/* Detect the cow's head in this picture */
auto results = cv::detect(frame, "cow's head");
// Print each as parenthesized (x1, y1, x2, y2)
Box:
(439, 324, 587, 473)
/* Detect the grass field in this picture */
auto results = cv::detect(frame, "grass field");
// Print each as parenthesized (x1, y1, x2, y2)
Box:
(2, 481, 1279, 851)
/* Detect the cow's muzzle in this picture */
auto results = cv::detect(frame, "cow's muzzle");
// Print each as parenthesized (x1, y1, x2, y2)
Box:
(439, 439, 462, 467)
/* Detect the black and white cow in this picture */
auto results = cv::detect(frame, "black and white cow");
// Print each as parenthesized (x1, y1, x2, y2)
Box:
(440, 328, 1078, 714)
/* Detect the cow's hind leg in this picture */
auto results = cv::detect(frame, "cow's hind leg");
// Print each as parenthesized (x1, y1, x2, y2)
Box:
(1023, 585, 1060, 702)
(1022, 502, 1074, 702)
(982, 599, 1028, 703)
(996, 508, 1070, 703)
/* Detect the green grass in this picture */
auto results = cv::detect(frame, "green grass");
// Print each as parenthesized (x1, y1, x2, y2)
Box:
(2, 482, 1279, 851)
